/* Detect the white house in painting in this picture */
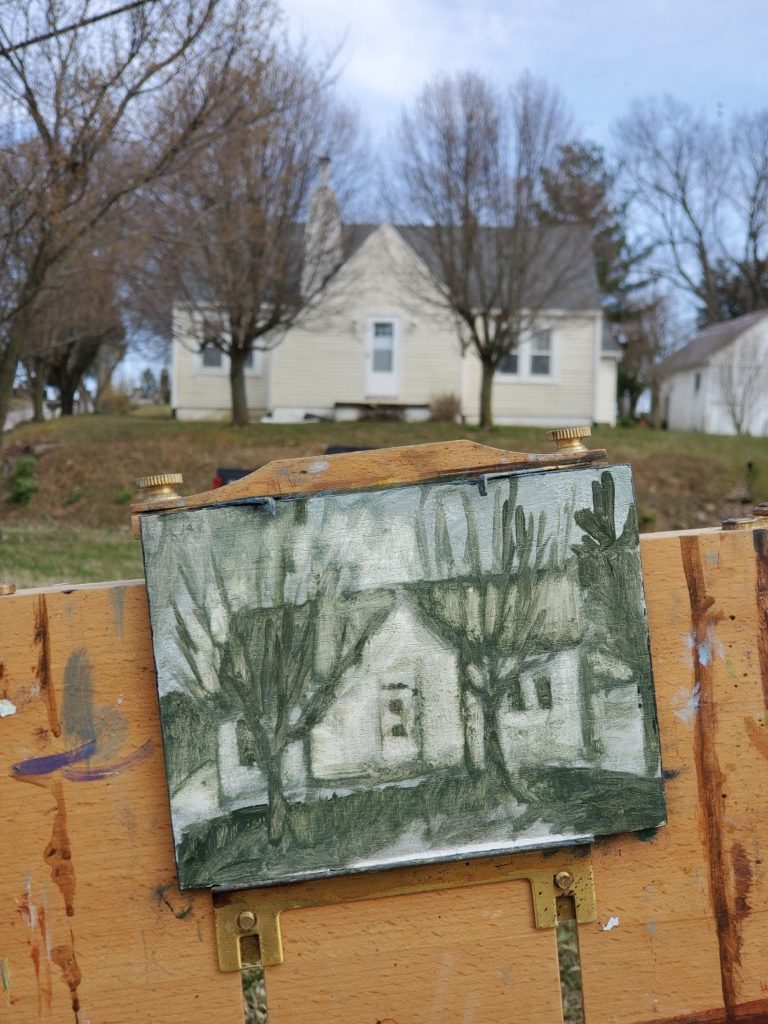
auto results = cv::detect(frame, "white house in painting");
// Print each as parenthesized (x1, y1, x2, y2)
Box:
(215, 601, 588, 813)
(171, 177, 620, 427)
(659, 309, 768, 435)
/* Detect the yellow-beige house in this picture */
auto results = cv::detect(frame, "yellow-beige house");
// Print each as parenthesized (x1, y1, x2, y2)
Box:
(171, 191, 619, 426)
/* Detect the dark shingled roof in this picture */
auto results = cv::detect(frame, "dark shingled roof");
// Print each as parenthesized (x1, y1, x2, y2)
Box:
(180, 222, 599, 311)
(659, 309, 768, 375)
(341, 223, 378, 260)
(393, 223, 600, 311)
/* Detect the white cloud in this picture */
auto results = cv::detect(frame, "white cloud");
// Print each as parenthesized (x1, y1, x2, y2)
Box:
(281, 0, 768, 144)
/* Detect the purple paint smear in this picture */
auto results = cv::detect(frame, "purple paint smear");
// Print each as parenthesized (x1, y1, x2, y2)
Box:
(62, 739, 154, 781)
(11, 738, 97, 776)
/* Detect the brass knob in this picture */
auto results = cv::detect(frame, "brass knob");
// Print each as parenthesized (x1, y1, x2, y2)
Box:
(554, 870, 574, 890)
(134, 473, 184, 505)
(546, 426, 591, 453)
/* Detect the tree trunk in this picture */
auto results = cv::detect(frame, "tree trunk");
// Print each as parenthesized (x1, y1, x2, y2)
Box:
(267, 751, 288, 846)
(578, 649, 604, 763)
(479, 359, 495, 430)
(95, 337, 126, 412)
(31, 360, 46, 422)
(59, 380, 77, 416)
(481, 704, 509, 783)
(459, 686, 478, 774)
(0, 316, 28, 439)
(230, 348, 249, 427)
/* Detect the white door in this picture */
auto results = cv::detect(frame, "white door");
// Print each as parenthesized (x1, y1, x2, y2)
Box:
(366, 319, 398, 397)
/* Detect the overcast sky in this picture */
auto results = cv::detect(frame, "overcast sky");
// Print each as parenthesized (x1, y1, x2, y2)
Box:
(284, 0, 766, 146)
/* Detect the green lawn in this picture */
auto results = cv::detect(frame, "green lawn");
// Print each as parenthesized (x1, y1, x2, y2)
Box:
(2, 412, 767, 588)
(0, 525, 143, 589)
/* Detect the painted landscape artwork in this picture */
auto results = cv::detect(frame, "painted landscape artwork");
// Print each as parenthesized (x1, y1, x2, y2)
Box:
(141, 465, 665, 890)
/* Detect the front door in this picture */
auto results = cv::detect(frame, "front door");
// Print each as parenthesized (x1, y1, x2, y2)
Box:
(366, 318, 398, 397)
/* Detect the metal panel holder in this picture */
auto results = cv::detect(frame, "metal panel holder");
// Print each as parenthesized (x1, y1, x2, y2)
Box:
(213, 846, 596, 970)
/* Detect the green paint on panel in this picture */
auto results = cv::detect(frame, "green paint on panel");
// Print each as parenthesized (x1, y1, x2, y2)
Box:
(142, 464, 666, 890)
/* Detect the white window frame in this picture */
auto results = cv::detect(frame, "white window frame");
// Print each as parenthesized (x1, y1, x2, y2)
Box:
(192, 311, 263, 377)
(529, 327, 553, 378)
(497, 345, 520, 377)
(496, 326, 557, 384)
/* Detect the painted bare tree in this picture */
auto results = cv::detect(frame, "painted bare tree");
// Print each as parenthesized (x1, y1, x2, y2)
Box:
(414, 478, 578, 788)
(571, 472, 658, 773)
(169, 500, 391, 844)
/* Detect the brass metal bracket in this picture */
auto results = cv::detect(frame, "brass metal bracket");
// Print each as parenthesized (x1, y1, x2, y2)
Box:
(212, 847, 596, 970)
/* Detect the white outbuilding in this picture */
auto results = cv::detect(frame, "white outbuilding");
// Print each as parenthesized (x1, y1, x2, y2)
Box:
(660, 309, 768, 435)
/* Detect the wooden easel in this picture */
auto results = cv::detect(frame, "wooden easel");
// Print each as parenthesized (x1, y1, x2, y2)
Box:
(2, 439, 768, 1023)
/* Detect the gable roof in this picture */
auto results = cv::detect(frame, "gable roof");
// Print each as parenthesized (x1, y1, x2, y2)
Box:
(393, 223, 600, 311)
(177, 221, 599, 313)
(660, 309, 768, 375)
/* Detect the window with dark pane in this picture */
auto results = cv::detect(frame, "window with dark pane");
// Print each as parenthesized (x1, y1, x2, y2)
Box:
(534, 675, 553, 710)
(530, 328, 552, 376)
(236, 718, 257, 765)
(201, 319, 224, 368)
(499, 348, 519, 374)
(389, 698, 406, 736)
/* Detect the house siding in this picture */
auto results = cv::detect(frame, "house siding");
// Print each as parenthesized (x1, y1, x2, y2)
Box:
(662, 366, 709, 432)
(268, 225, 462, 417)
(463, 313, 601, 425)
(171, 224, 609, 427)
(663, 319, 768, 435)
(172, 307, 269, 421)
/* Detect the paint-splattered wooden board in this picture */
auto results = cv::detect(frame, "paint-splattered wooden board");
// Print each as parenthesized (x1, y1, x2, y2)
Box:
(2, 527, 768, 1022)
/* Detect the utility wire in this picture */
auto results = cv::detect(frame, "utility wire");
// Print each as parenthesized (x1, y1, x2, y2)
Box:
(0, 0, 158, 57)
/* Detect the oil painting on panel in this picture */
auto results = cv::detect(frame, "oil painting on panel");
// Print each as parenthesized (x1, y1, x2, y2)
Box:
(141, 465, 665, 890)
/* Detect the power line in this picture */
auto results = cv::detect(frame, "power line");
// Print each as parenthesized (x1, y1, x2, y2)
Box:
(0, 0, 158, 58)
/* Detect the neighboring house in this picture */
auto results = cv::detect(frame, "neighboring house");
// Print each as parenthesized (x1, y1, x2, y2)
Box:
(171, 182, 619, 426)
(659, 309, 768, 435)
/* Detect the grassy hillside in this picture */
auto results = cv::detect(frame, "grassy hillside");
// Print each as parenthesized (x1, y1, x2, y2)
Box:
(1, 410, 765, 587)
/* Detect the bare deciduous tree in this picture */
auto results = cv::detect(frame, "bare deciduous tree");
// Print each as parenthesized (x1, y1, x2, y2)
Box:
(0, 0, 272, 436)
(22, 236, 126, 417)
(715, 336, 768, 435)
(391, 70, 583, 428)
(144, 53, 366, 426)
(616, 98, 768, 326)
(616, 291, 677, 426)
